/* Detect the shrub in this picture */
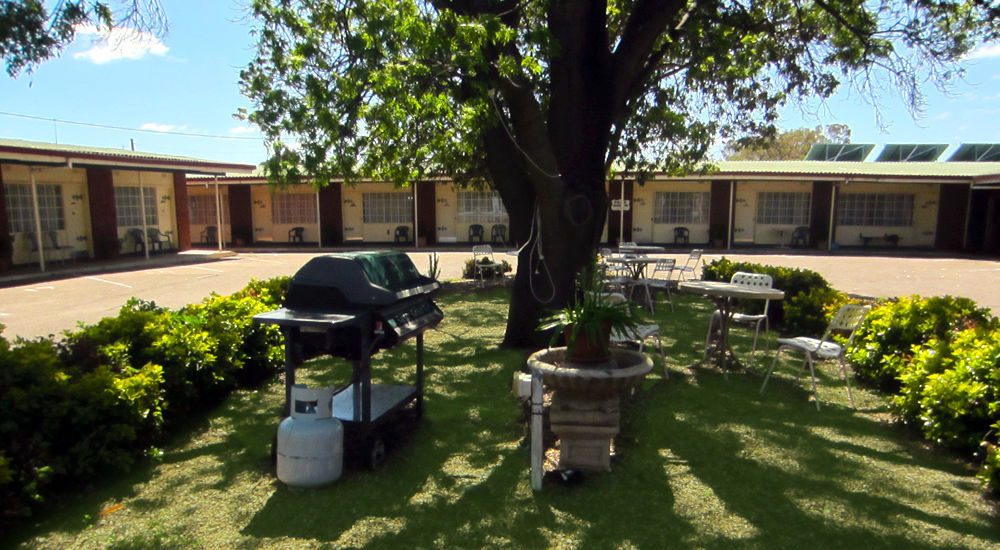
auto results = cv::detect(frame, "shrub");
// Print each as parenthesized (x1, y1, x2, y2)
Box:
(462, 257, 512, 280)
(0, 278, 288, 521)
(702, 258, 846, 334)
(846, 296, 996, 392)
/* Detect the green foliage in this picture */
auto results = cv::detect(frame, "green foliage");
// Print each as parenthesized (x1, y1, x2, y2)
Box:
(847, 295, 995, 391)
(723, 124, 851, 160)
(461, 257, 512, 280)
(0, 278, 288, 520)
(703, 257, 846, 335)
(537, 259, 642, 359)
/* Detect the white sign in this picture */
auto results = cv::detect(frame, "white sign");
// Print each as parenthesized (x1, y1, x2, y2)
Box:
(611, 199, 630, 211)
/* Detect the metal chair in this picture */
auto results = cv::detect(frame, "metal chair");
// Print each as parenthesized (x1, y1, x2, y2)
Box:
(760, 304, 871, 410)
(289, 226, 305, 243)
(606, 293, 668, 379)
(704, 272, 772, 368)
(394, 225, 411, 243)
(468, 224, 485, 243)
(471, 244, 502, 285)
(675, 249, 704, 281)
(490, 224, 507, 245)
(790, 226, 809, 247)
(673, 227, 690, 245)
(632, 258, 676, 313)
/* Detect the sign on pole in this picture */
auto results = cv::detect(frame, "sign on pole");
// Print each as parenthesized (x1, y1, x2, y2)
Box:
(611, 199, 630, 211)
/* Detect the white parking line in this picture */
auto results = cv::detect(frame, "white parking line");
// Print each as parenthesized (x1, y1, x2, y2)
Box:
(24, 286, 55, 292)
(86, 276, 132, 288)
(182, 265, 225, 273)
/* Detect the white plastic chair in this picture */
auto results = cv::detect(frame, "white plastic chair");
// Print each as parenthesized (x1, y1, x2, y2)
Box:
(632, 258, 676, 313)
(606, 293, 668, 379)
(675, 249, 704, 281)
(471, 245, 502, 286)
(760, 304, 871, 411)
(704, 272, 772, 367)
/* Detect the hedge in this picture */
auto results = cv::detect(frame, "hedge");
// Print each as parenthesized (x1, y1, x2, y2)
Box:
(0, 277, 288, 520)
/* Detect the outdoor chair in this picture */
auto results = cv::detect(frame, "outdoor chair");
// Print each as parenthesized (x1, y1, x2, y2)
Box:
(468, 224, 485, 243)
(490, 224, 507, 245)
(127, 228, 146, 253)
(201, 225, 218, 245)
(675, 249, 704, 281)
(704, 272, 772, 368)
(631, 258, 676, 313)
(289, 226, 305, 243)
(760, 304, 871, 411)
(27, 231, 70, 263)
(394, 225, 411, 244)
(471, 244, 502, 285)
(607, 293, 668, 379)
(673, 227, 690, 246)
(147, 228, 173, 252)
(791, 226, 809, 247)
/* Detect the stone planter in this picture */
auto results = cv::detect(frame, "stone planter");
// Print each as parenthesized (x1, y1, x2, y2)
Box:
(527, 347, 652, 471)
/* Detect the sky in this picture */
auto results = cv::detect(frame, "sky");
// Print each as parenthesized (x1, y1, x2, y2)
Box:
(1, 2, 999, 167)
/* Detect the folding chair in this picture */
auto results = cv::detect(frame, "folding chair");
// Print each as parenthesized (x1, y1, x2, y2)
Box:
(675, 249, 704, 281)
(471, 244, 502, 285)
(606, 293, 668, 379)
(760, 304, 871, 410)
(704, 272, 772, 368)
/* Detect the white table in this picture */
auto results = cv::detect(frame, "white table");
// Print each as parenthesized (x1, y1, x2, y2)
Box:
(678, 280, 784, 371)
(618, 244, 666, 255)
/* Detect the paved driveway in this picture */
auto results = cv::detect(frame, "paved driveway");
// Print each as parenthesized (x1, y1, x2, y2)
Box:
(1, 249, 997, 341)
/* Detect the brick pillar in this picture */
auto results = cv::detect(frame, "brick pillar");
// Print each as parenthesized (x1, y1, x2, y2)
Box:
(228, 185, 253, 246)
(416, 181, 436, 245)
(319, 184, 342, 245)
(173, 172, 191, 250)
(86, 167, 120, 260)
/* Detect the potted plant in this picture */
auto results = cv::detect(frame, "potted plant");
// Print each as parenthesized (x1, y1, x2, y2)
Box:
(538, 254, 642, 364)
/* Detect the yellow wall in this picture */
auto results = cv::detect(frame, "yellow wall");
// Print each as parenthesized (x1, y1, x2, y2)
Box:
(733, 180, 813, 245)
(434, 182, 459, 243)
(635, 180, 713, 244)
(833, 182, 939, 247)
(187, 185, 231, 244)
(3, 164, 90, 265)
(340, 182, 414, 242)
(113, 170, 176, 253)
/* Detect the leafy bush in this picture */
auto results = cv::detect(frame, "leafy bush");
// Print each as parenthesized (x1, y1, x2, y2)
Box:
(462, 257, 512, 280)
(846, 296, 996, 392)
(0, 278, 287, 521)
(702, 258, 846, 334)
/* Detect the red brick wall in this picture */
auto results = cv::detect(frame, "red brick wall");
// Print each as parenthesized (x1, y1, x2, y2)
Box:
(86, 167, 120, 260)
(173, 172, 191, 250)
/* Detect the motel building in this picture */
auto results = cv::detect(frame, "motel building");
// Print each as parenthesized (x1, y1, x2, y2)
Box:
(187, 143, 1000, 255)
(3, 139, 1000, 276)
(0, 139, 254, 272)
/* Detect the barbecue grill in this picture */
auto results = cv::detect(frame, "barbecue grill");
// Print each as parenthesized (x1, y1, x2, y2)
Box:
(254, 251, 443, 468)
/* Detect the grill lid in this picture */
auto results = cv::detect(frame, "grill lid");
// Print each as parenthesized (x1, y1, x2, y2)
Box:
(283, 251, 439, 311)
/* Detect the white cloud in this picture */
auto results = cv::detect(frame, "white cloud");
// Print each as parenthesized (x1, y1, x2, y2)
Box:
(228, 126, 257, 135)
(72, 24, 169, 64)
(140, 123, 176, 132)
(967, 42, 1000, 60)
(931, 111, 951, 121)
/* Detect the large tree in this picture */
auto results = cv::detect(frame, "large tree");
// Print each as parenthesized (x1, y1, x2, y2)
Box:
(241, 0, 998, 349)
(0, 1, 166, 76)
(724, 124, 851, 161)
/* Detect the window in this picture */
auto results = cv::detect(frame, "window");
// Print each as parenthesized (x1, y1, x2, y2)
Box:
(188, 194, 228, 225)
(4, 183, 65, 232)
(272, 193, 317, 224)
(363, 192, 414, 223)
(115, 186, 158, 227)
(756, 192, 811, 225)
(457, 191, 508, 223)
(653, 192, 709, 224)
(837, 193, 914, 227)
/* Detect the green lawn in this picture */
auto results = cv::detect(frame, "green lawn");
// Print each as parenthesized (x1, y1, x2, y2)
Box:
(6, 288, 998, 549)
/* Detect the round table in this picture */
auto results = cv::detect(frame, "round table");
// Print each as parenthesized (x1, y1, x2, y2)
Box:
(678, 280, 785, 371)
